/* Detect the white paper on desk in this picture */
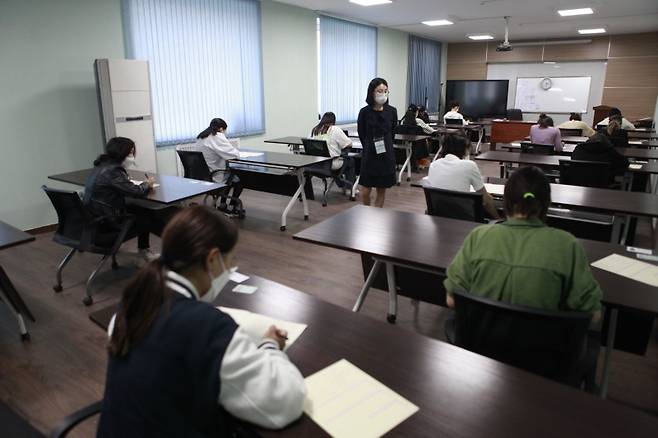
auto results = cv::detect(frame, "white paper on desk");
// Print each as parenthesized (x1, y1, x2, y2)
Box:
(629, 164, 643, 169)
(129, 179, 160, 188)
(303, 359, 419, 438)
(217, 307, 306, 351)
(239, 151, 264, 158)
(229, 270, 249, 283)
(591, 254, 658, 287)
(483, 183, 504, 196)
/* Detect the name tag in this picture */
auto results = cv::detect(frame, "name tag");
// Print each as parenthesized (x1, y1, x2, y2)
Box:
(374, 138, 386, 155)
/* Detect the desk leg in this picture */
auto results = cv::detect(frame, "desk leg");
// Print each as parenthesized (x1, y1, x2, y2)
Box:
(610, 216, 623, 244)
(385, 262, 398, 324)
(353, 260, 381, 312)
(432, 134, 443, 162)
(280, 170, 308, 231)
(475, 128, 484, 155)
(600, 307, 618, 399)
(406, 145, 412, 182)
(0, 289, 29, 341)
(351, 175, 360, 201)
(398, 145, 412, 185)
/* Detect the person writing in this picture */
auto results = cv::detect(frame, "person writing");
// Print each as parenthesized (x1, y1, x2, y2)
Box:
(443, 101, 467, 125)
(597, 107, 635, 130)
(311, 111, 355, 186)
(529, 116, 563, 152)
(558, 113, 596, 137)
(98, 206, 306, 436)
(357, 77, 398, 208)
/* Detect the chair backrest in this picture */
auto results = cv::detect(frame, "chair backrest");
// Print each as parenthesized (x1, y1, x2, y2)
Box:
(395, 124, 425, 135)
(176, 150, 213, 181)
(42, 185, 91, 244)
(301, 138, 331, 157)
(521, 143, 554, 155)
(559, 128, 582, 137)
(445, 118, 464, 126)
(608, 131, 629, 148)
(451, 290, 592, 385)
(506, 108, 523, 120)
(423, 186, 485, 223)
(559, 159, 610, 188)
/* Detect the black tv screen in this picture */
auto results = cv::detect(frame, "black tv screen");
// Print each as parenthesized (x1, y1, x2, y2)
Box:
(445, 80, 509, 120)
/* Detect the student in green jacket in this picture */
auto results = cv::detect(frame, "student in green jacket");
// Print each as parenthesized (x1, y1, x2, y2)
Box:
(444, 166, 602, 322)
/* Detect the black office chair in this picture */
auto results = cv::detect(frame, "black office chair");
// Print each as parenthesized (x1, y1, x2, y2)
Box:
(176, 150, 244, 217)
(520, 143, 555, 155)
(42, 186, 135, 306)
(445, 118, 464, 126)
(559, 159, 610, 188)
(448, 290, 595, 388)
(301, 138, 351, 207)
(506, 108, 523, 120)
(423, 186, 485, 223)
(559, 128, 582, 137)
(49, 401, 102, 438)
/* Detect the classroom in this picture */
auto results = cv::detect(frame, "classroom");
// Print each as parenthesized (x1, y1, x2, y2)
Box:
(2, 0, 658, 436)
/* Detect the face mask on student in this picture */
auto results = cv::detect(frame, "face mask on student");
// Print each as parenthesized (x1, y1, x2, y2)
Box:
(374, 92, 388, 105)
(122, 154, 137, 169)
(201, 254, 231, 303)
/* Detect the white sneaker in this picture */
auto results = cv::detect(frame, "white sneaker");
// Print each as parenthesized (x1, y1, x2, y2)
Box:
(138, 248, 160, 263)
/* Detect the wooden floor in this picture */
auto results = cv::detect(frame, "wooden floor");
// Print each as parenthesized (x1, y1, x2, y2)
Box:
(1, 156, 657, 437)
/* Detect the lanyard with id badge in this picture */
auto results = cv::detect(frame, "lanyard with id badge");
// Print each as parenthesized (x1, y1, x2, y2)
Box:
(374, 137, 386, 155)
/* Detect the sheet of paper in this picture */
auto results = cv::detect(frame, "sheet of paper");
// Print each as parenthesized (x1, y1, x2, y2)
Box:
(629, 164, 643, 170)
(303, 359, 418, 438)
(217, 307, 306, 351)
(229, 270, 249, 283)
(591, 254, 658, 287)
(239, 151, 264, 158)
(130, 179, 160, 188)
(483, 183, 504, 196)
(232, 284, 258, 294)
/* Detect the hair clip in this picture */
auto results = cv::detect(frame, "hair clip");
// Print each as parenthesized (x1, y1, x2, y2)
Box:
(523, 192, 535, 199)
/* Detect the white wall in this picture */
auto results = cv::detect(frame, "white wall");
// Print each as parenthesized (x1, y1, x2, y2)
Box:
(377, 27, 408, 114)
(0, 0, 125, 229)
(487, 61, 607, 126)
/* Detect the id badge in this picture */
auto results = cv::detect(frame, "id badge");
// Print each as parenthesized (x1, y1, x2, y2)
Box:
(374, 138, 386, 155)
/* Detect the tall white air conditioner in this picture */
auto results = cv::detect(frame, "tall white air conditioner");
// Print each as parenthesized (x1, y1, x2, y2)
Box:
(94, 59, 158, 173)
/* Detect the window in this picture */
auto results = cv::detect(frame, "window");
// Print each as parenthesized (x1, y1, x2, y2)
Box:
(408, 36, 442, 112)
(122, 0, 264, 146)
(318, 16, 377, 124)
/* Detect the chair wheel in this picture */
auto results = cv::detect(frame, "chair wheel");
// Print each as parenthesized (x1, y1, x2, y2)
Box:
(304, 215, 309, 221)
(280, 226, 286, 231)
(407, 177, 411, 181)
(21, 333, 30, 342)
(350, 196, 356, 201)
(396, 182, 401, 186)
(386, 314, 396, 324)
(82, 296, 93, 306)
(322, 202, 327, 207)
(53, 284, 63, 293)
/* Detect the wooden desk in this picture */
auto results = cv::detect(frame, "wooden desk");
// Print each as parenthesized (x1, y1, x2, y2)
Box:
(228, 150, 333, 231)
(490, 120, 535, 151)
(293, 205, 658, 398)
(561, 136, 658, 149)
(503, 142, 658, 160)
(0, 221, 36, 341)
(48, 169, 224, 205)
(88, 274, 658, 437)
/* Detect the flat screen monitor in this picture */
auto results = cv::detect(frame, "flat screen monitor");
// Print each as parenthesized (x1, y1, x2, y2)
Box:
(445, 80, 509, 120)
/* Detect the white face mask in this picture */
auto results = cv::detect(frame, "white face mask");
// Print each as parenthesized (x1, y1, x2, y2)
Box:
(122, 155, 136, 169)
(201, 255, 230, 303)
(374, 92, 388, 105)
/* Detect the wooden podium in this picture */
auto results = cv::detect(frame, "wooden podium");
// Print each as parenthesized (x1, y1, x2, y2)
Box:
(592, 105, 613, 128)
(490, 120, 535, 150)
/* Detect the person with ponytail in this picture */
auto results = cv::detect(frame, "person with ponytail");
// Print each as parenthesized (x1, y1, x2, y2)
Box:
(84, 137, 177, 261)
(529, 115, 563, 152)
(310, 111, 355, 185)
(195, 118, 244, 215)
(98, 206, 305, 437)
(444, 166, 602, 322)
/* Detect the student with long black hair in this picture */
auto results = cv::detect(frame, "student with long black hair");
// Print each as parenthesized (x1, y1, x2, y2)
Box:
(196, 118, 244, 215)
(98, 206, 305, 437)
(84, 137, 177, 260)
(311, 111, 355, 185)
(357, 77, 398, 207)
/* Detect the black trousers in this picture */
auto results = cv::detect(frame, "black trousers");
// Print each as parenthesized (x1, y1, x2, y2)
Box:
(127, 204, 180, 249)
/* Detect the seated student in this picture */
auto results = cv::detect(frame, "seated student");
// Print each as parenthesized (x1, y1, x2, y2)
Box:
(443, 101, 466, 125)
(310, 111, 355, 185)
(424, 135, 499, 219)
(402, 106, 433, 168)
(84, 137, 177, 261)
(98, 206, 306, 437)
(444, 165, 602, 324)
(417, 105, 431, 124)
(602, 116, 630, 148)
(573, 123, 629, 180)
(529, 116, 563, 152)
(196, 118, 243, 215)
(597, 107, 635, 130)
(402, 106, 435, 135)
(558, 113, 596, 137)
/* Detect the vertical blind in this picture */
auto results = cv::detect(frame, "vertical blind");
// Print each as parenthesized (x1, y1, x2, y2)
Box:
(122, 0, 264, 146)
(408, 36, 442, 113)
(319, 16, 377, 124)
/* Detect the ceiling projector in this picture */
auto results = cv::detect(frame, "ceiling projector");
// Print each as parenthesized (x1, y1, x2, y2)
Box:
(496, 16, 513, 52)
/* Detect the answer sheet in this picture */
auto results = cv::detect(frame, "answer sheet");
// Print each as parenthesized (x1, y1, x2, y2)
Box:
(303, 359, 419, 438)
(238, 151, 264, 158)
(591, 253, 658, 287)
(217, 307, 306, 351)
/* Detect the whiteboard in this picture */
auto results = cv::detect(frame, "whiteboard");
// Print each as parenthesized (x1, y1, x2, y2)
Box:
(514, 76, 591, 113)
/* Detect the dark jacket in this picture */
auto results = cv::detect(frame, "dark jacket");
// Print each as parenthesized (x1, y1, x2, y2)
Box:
(357, 104, 398, 178)
(83, 159, 149, 219)
(572, 134, 629, 178)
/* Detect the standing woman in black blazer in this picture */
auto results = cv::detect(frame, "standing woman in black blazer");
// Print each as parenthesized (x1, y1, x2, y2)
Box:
(357, 77, 398, 208)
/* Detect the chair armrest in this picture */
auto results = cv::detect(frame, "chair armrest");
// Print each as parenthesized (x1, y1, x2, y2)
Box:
(49, 401, 102, 438)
